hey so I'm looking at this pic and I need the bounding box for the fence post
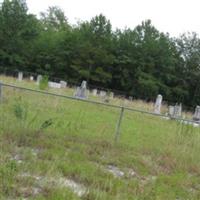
[0,82,2,102]
[115,107,124,142]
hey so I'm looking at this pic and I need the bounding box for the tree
[176,32,200,106]
[40,6,70,31]
[0,0,39,70]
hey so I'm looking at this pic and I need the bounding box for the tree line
[1,0,200,108]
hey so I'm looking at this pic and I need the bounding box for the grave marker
[30,76,34,81]
[74,81,88,99]
[154,94,163,114]
[48,81,61,89]
[109,92,114,99]
[168,104,182,118]
[174,103,182,118]
[193,106,200,121]
[60,81,67,88]
[92,89,97,96]
[168,106,175,117]
[18,72,23,81]
[99,91,107,102]
[129,96,133,101]
[36,75,42,85]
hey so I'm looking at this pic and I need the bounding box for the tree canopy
[1,0,200,108]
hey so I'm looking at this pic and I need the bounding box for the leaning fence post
[0,82,2,102]
[115,107,124,142]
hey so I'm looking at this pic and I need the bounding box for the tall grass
[0,76,200,199]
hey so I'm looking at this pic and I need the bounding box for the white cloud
[27,0,200,37]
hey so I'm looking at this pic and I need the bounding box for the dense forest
[1,0,200,108]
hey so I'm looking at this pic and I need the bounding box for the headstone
[74,80,88,99]
[30,76,34,81]
[60,81,67,88]
[100,91,106,97]
[99,90,107,102]
[92,89,97,96]
[129,96,133,101]
[109,92,114,99]
[48,81,61,89]
[168,106,175,117]
[168,104,182,118]
[174,103,182,118]
[18,72,23,81]
[193,106,200,121]
[154,94,163,114]
[36,75,42,85]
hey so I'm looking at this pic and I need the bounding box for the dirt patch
[18,172,87,197]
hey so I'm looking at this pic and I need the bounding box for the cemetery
[0,74,200,200]
[1,0,200,198]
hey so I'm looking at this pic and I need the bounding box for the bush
[39,75,49,90]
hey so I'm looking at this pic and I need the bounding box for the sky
[26,0,200,37]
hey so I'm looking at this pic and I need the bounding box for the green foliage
[40,118,53,130]
[1,1,200,107]
[39,75,48,90]
[13,97,28,121]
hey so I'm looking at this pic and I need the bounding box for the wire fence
[0,82,198,143]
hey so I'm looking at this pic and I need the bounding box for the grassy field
[0,76,200,200]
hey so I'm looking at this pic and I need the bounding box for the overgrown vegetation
[1,0,200,107]
[0,79,200,199]
[39,75,49,90]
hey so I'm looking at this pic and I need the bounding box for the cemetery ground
[0,76,200,200]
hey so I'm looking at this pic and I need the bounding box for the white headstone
[168,104,182,118]
[100,91,106,97]
[99,91,108,102]
[92,89,97,96]
[30,76,34,81]
[81,81,87,89]
[109,92,114,99]
[174,103,182,118]
[193,106,200,121]
[74,80,88,99]
[154,94,163,114]
[60,81,67,88]
[168,106,175,116]
[48,81,61,89]
[18,72,23,81]
[129,96,133,101]
[36,75,42,85]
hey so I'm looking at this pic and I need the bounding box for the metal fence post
[115,107,124,142]
[0,82,2,102]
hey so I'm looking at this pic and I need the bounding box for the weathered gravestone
[99,91,107,102]
[154,94,163,114]
[168,106,175,117]
[18,72,23,81]
[168,104,182,118]
[48,81,61,89]
[174,103,182,118]
[109,92,114,99]
[30,76,34,81]
[100,91,106,98]
[36,75,42,85]
[129,96,133,101]
[92,89,97,96]
[74,81,88,99]
[193,106,200,122]
[60,81,67,88]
